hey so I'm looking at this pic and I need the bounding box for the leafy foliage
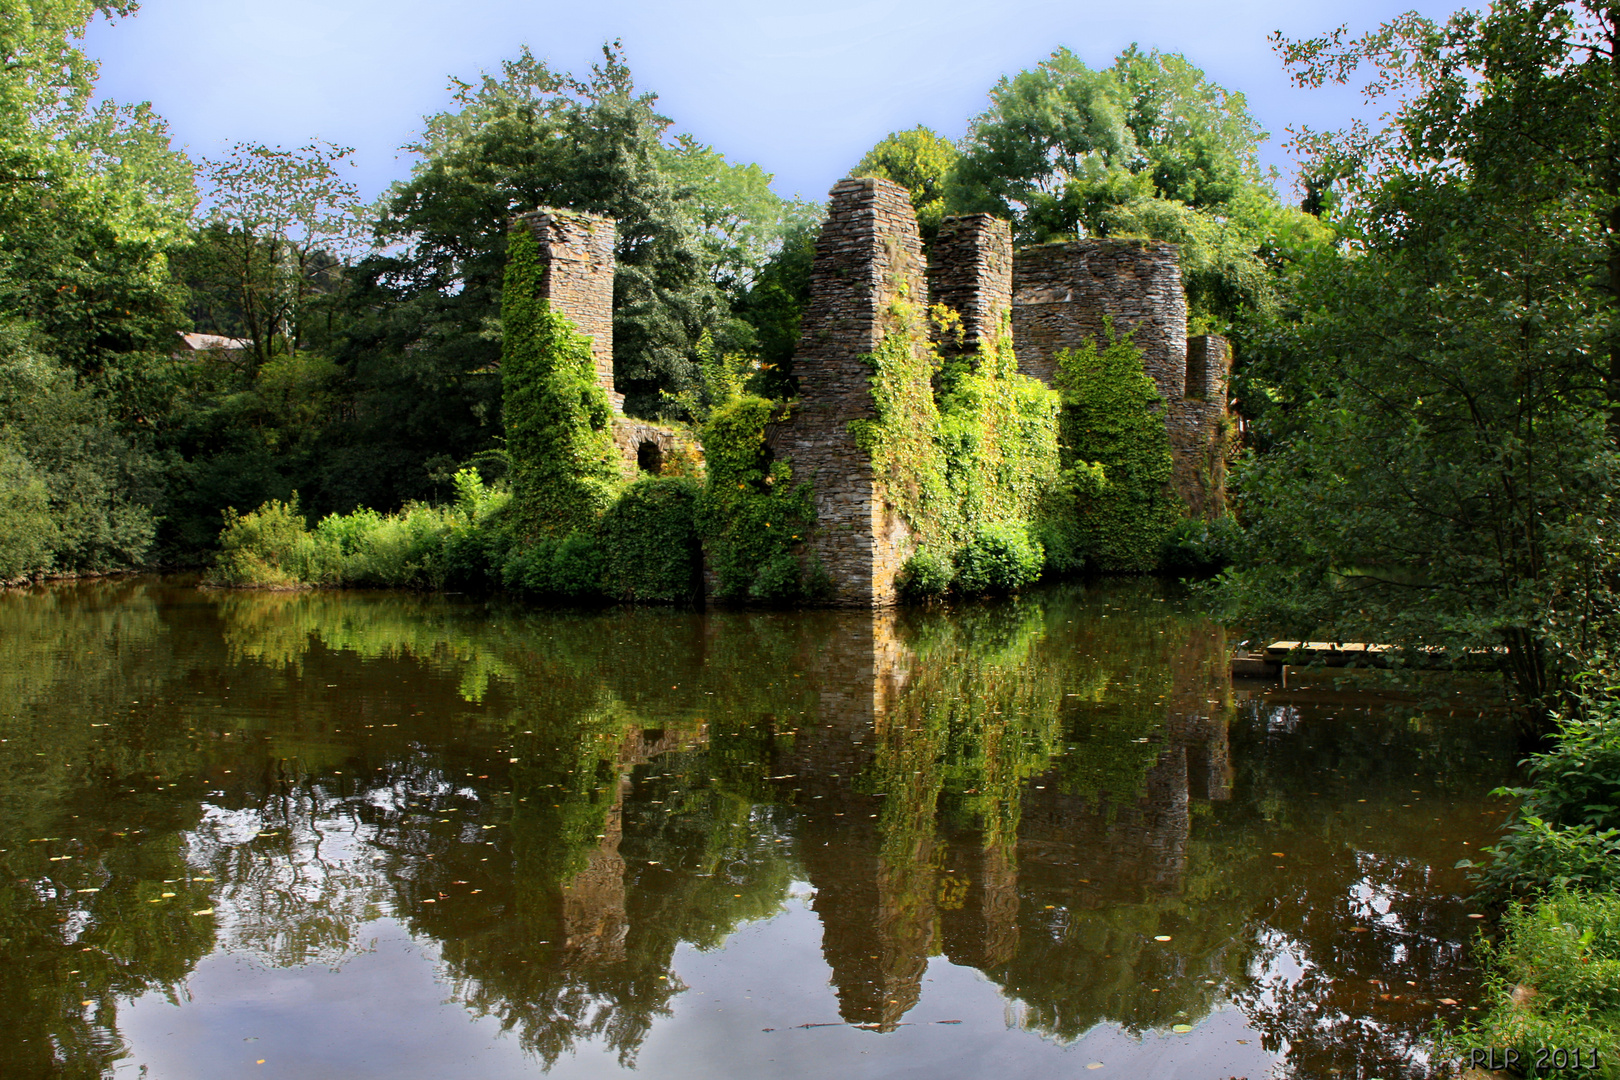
[1221,4,1620,709]
[1476,691,1620,899]
[850,126,959,243]
[1457,890,1620,1078]
[947,45,1321,329]
[694,395,820,603]
[501,226,622,539]
[1053,328,1178,572]
[598,476,703,603]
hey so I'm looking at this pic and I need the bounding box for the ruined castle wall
[769,177,929,607]
[1011,240,1187,399]
[1168,334,1233,518]
[928,214,1013,355]
[513,208,622,413]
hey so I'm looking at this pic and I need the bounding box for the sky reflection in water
[0,578,1517,1079]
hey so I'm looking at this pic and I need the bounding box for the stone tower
[768,177,930,607]
[511,208,621,414]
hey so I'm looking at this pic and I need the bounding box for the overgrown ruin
[513,178,1234,607]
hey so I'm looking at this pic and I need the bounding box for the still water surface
[0,577,1516,1079]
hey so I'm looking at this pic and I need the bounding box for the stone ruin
[513,178,1233,606]
[510,209,699,479]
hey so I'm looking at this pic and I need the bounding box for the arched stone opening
[637,440,663,475]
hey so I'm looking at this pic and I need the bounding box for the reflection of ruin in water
[543,608,1235,1033]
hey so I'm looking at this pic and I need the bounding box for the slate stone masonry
[1011,239,1188,398]
[513,208,621,414]
[1169,334,1233,517]
[927,214,1013,355]
[769,177,930,607]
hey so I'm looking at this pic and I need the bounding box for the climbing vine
[850,300,1065,596]
[695,395,823,602]
[501,226,622,539]
[1054,325,1179,572]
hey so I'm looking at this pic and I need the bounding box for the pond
[0,577,1517,1079]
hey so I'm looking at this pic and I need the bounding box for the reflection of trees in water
[0,577,1527,1078]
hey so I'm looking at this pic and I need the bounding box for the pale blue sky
[85,0,1474,206]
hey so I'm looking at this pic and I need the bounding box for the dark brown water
[0,577,1516,1080]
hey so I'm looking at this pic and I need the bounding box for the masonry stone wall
[513,208,621,414]
[768,177,930,607]
[1012,240,1233,520]
[1011,239,1187,397]
[927,214,1013,355]
[1168,334,1233,518]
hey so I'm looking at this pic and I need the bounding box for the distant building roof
[177,332,253,352]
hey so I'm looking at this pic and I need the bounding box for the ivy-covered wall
[502,226,622,539]
[695,395,822,603]
[851,302,1064,598]
[1053,327,1180,573]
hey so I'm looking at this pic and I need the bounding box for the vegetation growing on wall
[1053,328,1178,573]
[849,301,1070,597]
[694,395,821,602]
[501,226,623,539]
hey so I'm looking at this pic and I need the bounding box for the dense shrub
[696,395,822,603]
[599,476,703,603]
[1456,890,1620,1077]
[1477,697,1620,899]
[1159,515,1242,579]
[899,546,953,600]
[206,497,315,589]
[1054,326,1178,572]
[954,522,1045,596]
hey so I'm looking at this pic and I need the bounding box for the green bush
[1479,696,1620,898]
[501,532,605,601]
[1054,326,1179,572]
[0,434,53,580]
[899,546,953,599]
[599,476,702,603]
[1160,515,1243,579]
[1457,890,1620,1078]
[954,521,1045,595]
[206,497,316,589]
[696,395,822,603]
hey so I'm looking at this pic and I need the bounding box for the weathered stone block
[1011,239,1187,399]
[928,214,1012,355]
[1169,334,1232,518]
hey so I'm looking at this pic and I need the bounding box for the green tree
[0,2,194,575]
[351,43,749,424]
[1219,3,1620,713]
[948,46,1326,329]
[187,141,365,375]
[850,125,958,241]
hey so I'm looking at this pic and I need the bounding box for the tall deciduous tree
[948,45,1325,329]
[850,126,958,241]
[0,1,193,575]
[190,141,366,374]
[1221,3,1620,713]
